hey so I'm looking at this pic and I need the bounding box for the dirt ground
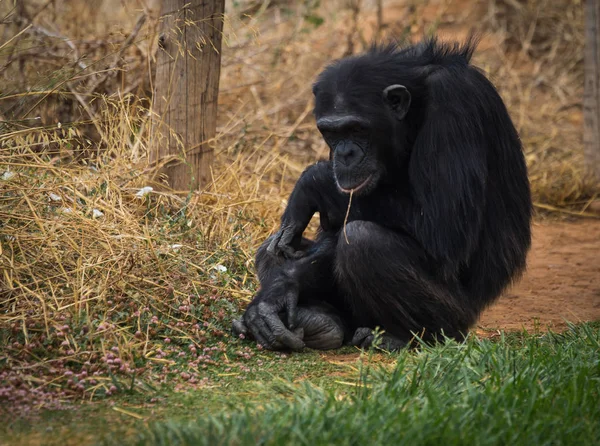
[477,219,600,334]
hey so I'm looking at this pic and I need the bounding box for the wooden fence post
[150,0,225,191]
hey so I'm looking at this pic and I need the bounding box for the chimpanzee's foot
[293,303,345,350]
[350,327,407,351]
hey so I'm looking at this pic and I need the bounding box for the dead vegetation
[0,0,598,413]
[486,0,595,209]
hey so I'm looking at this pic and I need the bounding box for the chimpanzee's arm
[267,161,347,258]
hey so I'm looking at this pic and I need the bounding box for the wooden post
[584,0,600,182]
[150,0,225,191]
[375,0,383,41]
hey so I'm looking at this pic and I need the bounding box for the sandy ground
[477,219,600,333]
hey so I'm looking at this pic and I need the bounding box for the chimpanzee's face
[313,77,411,196]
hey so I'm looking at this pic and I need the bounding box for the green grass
[3,324,600,446]
[132,324,600,446]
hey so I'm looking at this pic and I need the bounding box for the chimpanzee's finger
[246,319,274,349]
[293,327,304,340]
[267,231,283,256]
[290,250,307,259]
[264,313,305,351]
[270,339,284,350]
[279,244,300,259]
[280,226,294,243]
[244,308,275,348]
[280,245,308,260]
[280,225,305,257]
[232,319,248,338]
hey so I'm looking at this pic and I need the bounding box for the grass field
[3,323,599,445]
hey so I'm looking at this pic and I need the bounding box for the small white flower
[1,171,15,181]
[215,264,227,273]
[170,244,183,252]
[92,209,104,218]
[48,192,62,202]
[135,186,153,198]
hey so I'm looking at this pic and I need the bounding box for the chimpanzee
[232,36,532,351]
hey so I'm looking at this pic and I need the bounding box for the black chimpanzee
[232,37,532,351]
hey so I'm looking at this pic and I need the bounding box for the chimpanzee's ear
[312,82,320,96]
[383,84,411,120]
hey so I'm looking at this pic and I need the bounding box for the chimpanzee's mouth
[337,174,373,194]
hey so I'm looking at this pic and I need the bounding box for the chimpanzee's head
[312,51,414,195]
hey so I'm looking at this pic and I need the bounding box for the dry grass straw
[0,0,597,403]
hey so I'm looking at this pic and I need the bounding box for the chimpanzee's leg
[233,232,350,350]
[335,221,477,348]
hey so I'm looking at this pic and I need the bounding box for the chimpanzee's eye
[351,126,368,138]
[320,130,337,142]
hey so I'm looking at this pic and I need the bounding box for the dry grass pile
[0,0,369,415]
[0,0,597,414]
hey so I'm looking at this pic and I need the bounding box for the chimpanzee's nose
[336,142,362,167]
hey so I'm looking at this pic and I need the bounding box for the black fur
[233,37,532,351]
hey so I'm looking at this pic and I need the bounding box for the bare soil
[477,220,600,334]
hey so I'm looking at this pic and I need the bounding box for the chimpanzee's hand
[266,222,306,259]
[234,287,305,351]
[232,318,304,351]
